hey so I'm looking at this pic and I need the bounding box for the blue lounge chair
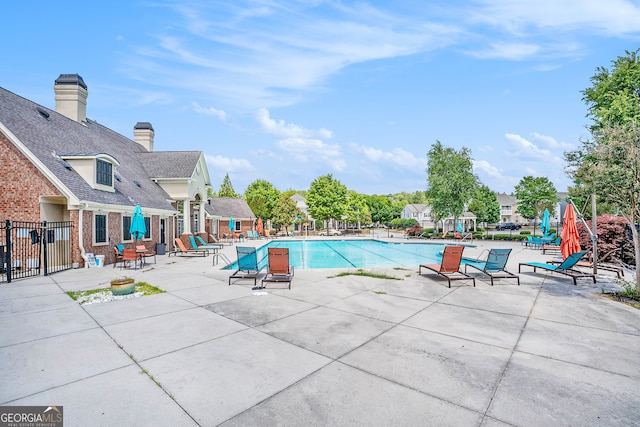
[229,246,265,286]
[195,235,223,251]
[518,250,596,285]
[465,248,519,286]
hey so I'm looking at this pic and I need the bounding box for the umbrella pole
[568,197,598,275]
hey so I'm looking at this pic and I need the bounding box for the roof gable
[0,87,175,211]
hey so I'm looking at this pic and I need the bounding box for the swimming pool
[223,239,476,270]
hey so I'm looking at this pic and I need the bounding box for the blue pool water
[223,239,476,270]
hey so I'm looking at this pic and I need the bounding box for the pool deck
[1,237,639,426]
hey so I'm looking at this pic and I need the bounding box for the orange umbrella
[560,204,581,259]
[257,218,263,236]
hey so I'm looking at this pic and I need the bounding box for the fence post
[5,220,11,283]
[42,221,48,276]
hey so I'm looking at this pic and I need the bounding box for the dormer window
[96,159,113,186]
[58,152,119,193]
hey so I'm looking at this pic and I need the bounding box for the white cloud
[191,102,228,121]
[473,159,503,178]
[469,0,640,36]
[504,133,556,161]
[205,154,253,172]
[256,108,333,139]
[275,137,346,171]
[349,143,423,169]
[530,132,574,150]
[468,42,540,60]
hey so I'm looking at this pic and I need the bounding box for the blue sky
[2,1,639,195]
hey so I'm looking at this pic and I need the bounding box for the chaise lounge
[518,250,596,285]
[419,245,475,288]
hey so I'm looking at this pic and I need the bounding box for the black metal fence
[1,220,74,283]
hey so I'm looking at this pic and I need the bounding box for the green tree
[582,49,640,134]
[514,176,559,233]
[306,174,347,228]
[218,173,238,198]
[425,141,477,231]
[345,191,372,227]
[566,124,640,286]
[468,184,500,231]
[244,179,281,221]
[365,195,395,224]
[271,195,301,231]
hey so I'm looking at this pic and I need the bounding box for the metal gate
[1,220,74,283]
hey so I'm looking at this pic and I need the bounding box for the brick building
[0,74,213,267]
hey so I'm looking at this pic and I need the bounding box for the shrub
[405,224,424,236]
[492,234,526,241]
[472,232,483,239]
[391,218,419,229]
[577,215,633,264]
[476,227,484,232]
[520,230,531,235]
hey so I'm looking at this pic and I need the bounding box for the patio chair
[186,235,217,254]
[430,230,448,240]
[113,244,124,268]
[229,246,265,286]
[195,235,223,251]
[210,233,231,246]
[261,247,294,289]
[546,256,624,279]
[120,248,138,270]
[419,245,475,288]
[518,250,596,286]
[171,238,208,257]
[465,248,519,286]
[136,245,156,265]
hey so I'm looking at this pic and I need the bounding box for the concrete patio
[1,238,639,426]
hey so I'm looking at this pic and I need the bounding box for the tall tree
[514,176,559,233]
[271,195,302,231]
[567,49,640,288]
[582,49,640,134]
[566,125,640,285]
[345,191,372,227]
[468,184,500,231]
[244,179,281,221]
[425,141,477,231]
[218,173,238,198]
[366,195,394,225]
[306,174,347,228]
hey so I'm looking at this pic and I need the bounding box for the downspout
[78,203,89,268]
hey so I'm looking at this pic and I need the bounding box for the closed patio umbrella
[457,220,463,233]
[228,217,235,232]
[130,205,146,242]
[540,209,551,237]
[257,218,263,236]
[560,204,581,260]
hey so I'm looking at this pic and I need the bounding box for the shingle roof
[0,87,175,211]
[208,197,255,218]
[138,151,203,179]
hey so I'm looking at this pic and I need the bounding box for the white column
[183,200,191,234]
[199,202,206,233]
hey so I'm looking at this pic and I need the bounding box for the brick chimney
[133,122,155,151]
[54,74,88,123]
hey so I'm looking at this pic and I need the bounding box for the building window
[235,221,241,232]
[95,214,107,244]
[96,159,112,186]
[122,215,132,241]
[144,217,151,239]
